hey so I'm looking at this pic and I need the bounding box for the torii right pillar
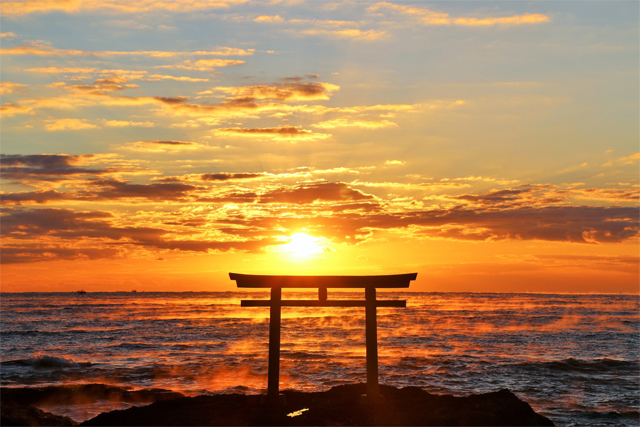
[365,286,379,398]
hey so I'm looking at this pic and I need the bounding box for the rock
[81,383,555,426]
[1,401,77,426]
[1,384,185,407]
[1,384,185,427]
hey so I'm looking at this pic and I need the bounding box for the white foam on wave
[28,353,91,368]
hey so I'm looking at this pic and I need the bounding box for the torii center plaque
[229,273,417,401]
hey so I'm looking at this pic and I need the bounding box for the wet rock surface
[1,401,78,426]
[1,384,185,426]
[80,384,555,426]
[1,383,185,407]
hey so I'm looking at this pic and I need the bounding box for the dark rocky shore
[2,383,555,426]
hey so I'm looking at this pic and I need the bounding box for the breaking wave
[1,353,92,368]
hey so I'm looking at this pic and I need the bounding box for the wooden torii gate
[229,273,417,402]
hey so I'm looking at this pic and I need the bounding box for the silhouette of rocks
[80,384,555,426]
[1,401,78,426]
[1,384,185,426]
[1,383,185,407]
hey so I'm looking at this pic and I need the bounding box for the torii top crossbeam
[229,273,417,402]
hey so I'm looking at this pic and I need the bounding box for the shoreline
[1,383,555,426]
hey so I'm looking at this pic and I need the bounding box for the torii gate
[229,273,417,402]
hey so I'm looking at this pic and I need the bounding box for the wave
[567,409,640,421]
[516,357,638,373]
[1,353,92,368]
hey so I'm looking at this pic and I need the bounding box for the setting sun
[281,233,324,258]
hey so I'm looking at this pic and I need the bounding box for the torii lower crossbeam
[229,273,417,402]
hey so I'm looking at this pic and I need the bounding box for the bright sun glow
[282,232,324,257]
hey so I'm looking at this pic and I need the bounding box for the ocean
[1,291,638,426]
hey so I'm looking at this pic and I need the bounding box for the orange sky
[1,1,638,293]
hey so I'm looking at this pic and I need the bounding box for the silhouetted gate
[229,273,417,402]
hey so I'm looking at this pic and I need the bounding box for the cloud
[201,172,266,181]
[45,118,100,131]
[453,14,551,26]
[117,140,206,152]
[289,19,361,28]
[259,182,374,204]
[1,41,254,57]
[25,66,97,73]
[103,120,155,127]
[568,187,640,203]
[368,2,550,26]
[1,32,16,38]
[143,74,209,82]
[0,154,117,183]
[385,160,405,166]
[214,126,331,141]
[450,185,640,207]
[1,190,67,205]
[0,43,90,56]
[0,82,27,95]
[0,103,34,117]
[0,207,276,264]
[603,153,640,167]
[1,0,248,17]
[254,15,284,23]
[311,118,397,129]
[412,206,638,244]
[295,28,387,41]
[204,82,340,101]
[82,179,198,201]
[1,176,637,263]
[166,59,246,71]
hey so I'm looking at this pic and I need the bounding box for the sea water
[1,292,638,426]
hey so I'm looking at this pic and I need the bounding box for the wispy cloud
[295,28,387,41]
[312,118,397,129]
[164,58,246,71]
[1,0,248,17]
[25,66,97,73]
[0,82,27,95]
[201,81,340,101]
[214,126,331,141]
[45,118,100,131]
[369,2,550,26]
[117,140,207,152]
[1,42,254,57]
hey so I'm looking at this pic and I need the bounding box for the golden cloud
[369,2,550,26]
[143,74,209,82]
[311,118,397,129]
[103,120,155,127]
[289,19,361,28]
[117,140,207,152]
[44,118,100,131]
[454,14,551,26]
[170,59,246,71]
[25,66,97,73]
[0,103,34,117]
[214,126,331,142]
[0,82,27,95]
[254,15,284,23]
[206,82,340,101]
[603,153,640,167]
[297,28,387,41]
[2,42,254,57]
[1,0,248,17]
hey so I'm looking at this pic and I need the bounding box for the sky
[1,0,638,293]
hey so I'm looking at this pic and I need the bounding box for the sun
[281,232,324,257]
